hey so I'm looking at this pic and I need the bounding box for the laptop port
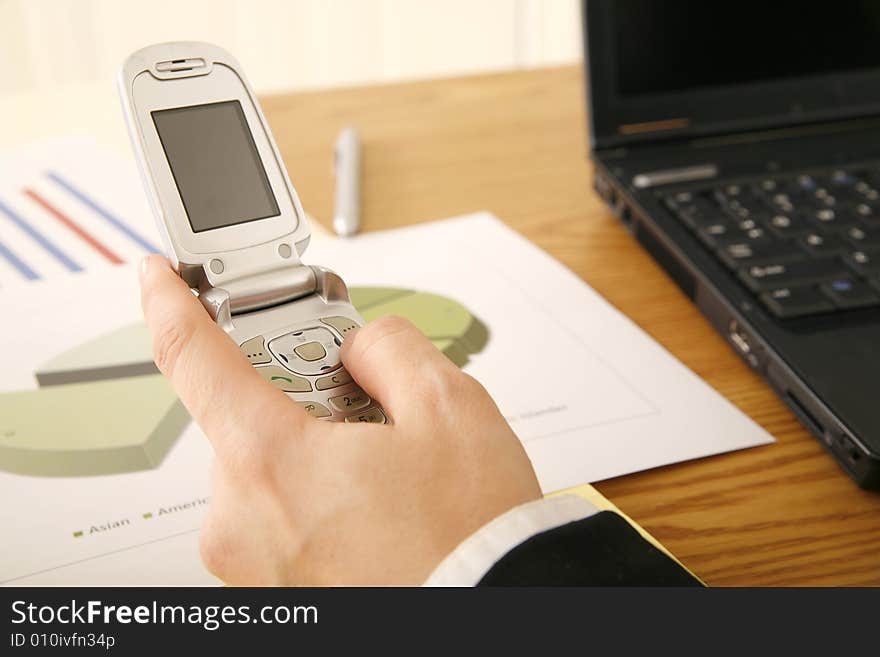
[728,320,761,368]
[613,197,633,228]
[593,173,615,204]
[837,433,863,464]
[729,320,751,355]
[606,188,618,208]
[785,391,825,439]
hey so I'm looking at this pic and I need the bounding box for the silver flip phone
[118,42,385,424]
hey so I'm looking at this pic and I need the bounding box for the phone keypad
[239,336,272,365]
[299,401,332,418]
[320,316,359,337]
[241,317,387,424]
[315,369,353,390]
[255,365,312,392]
[267,327,340,376]
[329,388,371,412]
[344,408,387,424]
[293,341,327,362]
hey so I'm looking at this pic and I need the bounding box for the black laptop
[583,0,880,488]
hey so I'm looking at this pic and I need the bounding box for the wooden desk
[262,66,880,586]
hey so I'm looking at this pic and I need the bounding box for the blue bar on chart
[0,170,160,285]
[0,198,82,273]
[46,171,161,255]
[0,237,40,280]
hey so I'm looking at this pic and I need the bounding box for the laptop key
[859,171,880,192]
[695,220,736,246]
[849,201,879,220]
[829,169,858,187]
[756,178,779,194]
[669,199,725,229]
[663,194,698,213]
[738,257,848,293]
[723,200,762,220]
[819,277,880,309]
[701,223,770,249]
[798,232,849,257]
[767,192,796,213]
[668,194,713,212]
[763,213,811,237]
[681,206,735,228]
[844,225,880,248]
[793,174,818,194]
[807,207,860,230]
[844,248,880,277]
[712,185,740,204]
[806,189,838,209]
[716,191,767,218]
[718,239,806,270]
[759,286,835,318]
[854,182,880,204]
[670,191,694,205]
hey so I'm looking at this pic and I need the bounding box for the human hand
[139,255,542,585]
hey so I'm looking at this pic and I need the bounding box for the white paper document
[0,139,773,585]
[308,215,774,490]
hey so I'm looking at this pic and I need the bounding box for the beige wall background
[0,0,582,97]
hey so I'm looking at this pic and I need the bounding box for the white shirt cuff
[423,494,599,586]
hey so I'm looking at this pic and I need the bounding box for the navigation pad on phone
[267,326,341,376]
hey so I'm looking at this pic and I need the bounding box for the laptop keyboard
[662,167,880,318]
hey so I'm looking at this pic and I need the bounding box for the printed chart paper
[0,139,773,585]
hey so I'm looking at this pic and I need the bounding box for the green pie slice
[36,323,156,385]
[351,287,489,367]
[0,375,187,477]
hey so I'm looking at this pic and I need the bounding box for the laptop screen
[585,0,880,147]
[615,2,880,96]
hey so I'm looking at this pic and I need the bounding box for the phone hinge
[198,265,317,327]
[196,262,353,332]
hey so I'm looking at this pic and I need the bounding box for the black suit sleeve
[477,511,702,586]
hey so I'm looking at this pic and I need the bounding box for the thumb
[340,315,463,419]
[138,255,306,455]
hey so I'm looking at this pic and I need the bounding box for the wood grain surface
[260,66,880,586]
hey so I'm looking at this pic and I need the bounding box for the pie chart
[0,287,488,477]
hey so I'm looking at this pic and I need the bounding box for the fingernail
[338,327,359,354]
[138,256,151,282]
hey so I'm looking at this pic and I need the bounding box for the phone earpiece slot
[156,57,207,73]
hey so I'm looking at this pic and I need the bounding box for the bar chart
[0,137,162,289]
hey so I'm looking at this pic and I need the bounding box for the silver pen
[332,126,361,237]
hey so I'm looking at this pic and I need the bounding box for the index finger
[138,255,307,454]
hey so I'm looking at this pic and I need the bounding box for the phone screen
[152,100,280,233]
